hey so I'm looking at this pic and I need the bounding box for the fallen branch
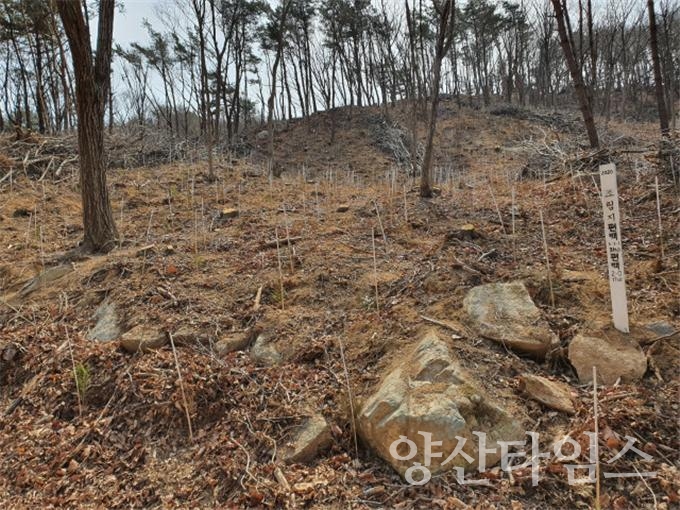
[169,332,194,442]
[0,169,13,185]
[478,249,496,261]
[452,256,484,276]
[262,236,302,249]
[420,315,464,338]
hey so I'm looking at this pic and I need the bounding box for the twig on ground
[633,465,658,509]
[282,203,295,273]
[274,466,290,490]
[371,227,379,313]
[233,438,259,487]
[262,236,302,249]
[275,228,285,311]
[65,326,83,418]
[487,178,507,236]
[169,332,194,442]
[655,176,664,260]
[420,315,464,338]
[338,336,360,464]
[478,249,496,261]
[539,210,555,307]
[373,200,388,250]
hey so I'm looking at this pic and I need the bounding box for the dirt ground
[0,102,678,509]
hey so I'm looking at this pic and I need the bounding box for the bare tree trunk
[9,34,32,130]
[58,0,118,253]
[267,0,292,178]
[33,32,48,133]
[48,3,73,130]
[551,0,599,148]
[647,0,670,136]
[586,0,597,92]
[405,0,421,177]
[421,0,455,198]
[660,7,676,131]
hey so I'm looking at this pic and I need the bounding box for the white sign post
[599,163,629,333]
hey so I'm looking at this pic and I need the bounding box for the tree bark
[551,0,599,148]
[57,0,118,253]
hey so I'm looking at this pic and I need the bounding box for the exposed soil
[1,102,678,509]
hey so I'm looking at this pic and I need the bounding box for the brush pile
[0,127,209,183]
[366,114,423,172]
[489,103,583,134]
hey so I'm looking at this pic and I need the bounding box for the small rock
[281,414,332,463]
[518,374,575,414]
[220,208,239,219]
[568,333,647,384]
[644,321,677,339]
[464,281,558,359]
[1,343,18,364]
[120,326,168,353]
[336,205,350,212]
[171,326,197,346]
[215,332,251,355]
[256,130,269,141]
[88,299,122,342]
[67,459,80,473]
[448,223,478,241]
[250,333,282,365]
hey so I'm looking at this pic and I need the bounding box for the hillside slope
[0,103,678,509]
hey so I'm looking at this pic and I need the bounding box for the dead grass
[0,103,678,508]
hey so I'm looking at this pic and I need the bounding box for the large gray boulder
[358,331,523,478]
[463,281,558,359]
